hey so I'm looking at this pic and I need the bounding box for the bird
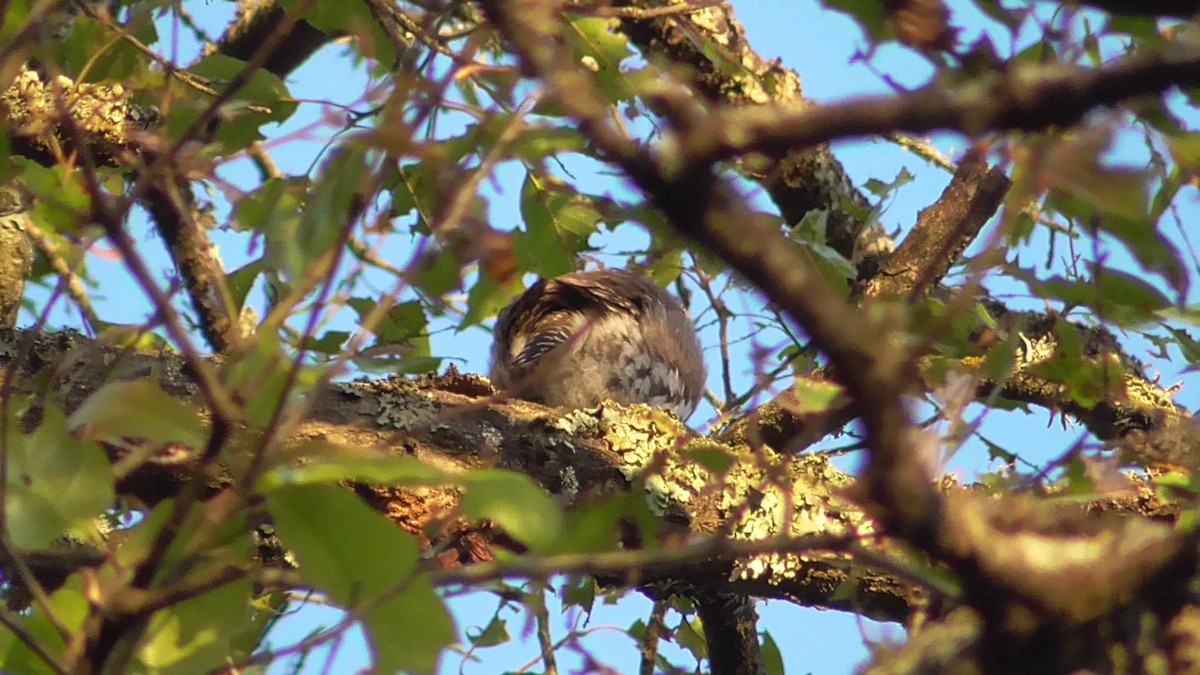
[489,269,706,420]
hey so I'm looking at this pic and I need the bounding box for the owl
[490,269,706,420]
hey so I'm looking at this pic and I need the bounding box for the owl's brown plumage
[490,269,706,420]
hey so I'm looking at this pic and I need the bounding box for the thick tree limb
[860,153,1010,300]
[210,0,333,77]
[0,329,914,622]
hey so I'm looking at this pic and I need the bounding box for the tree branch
[683,48,1200,165]
[0,329,915,621]
[860,153,1010,299]
[475,4,1200,670]
[614,0,877,262]
[1070,0,1200,17]
[211,0,333,77]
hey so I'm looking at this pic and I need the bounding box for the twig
[532,587,559,675]
[638,600,668,675]
[22,220,100,333]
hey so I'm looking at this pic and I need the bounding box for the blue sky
[20,1,1200,673]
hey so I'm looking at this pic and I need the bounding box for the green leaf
[647,250,685,287]
[17,160,91,235]
[1042,130,1153,225]
[260,442,446,490]
[345,298,439,373]
[268,485,452,674]
[69,380,205,448]
[7,405,115,549]
[981,333,1020,385]
[784,379,845,414]
[229,591,291,659]
[1025,324,1126,409]
[463,276,516,328]
[348,298,428,346]
[568,18,634,102]
[1107,15,1162,43]
[266,148,368,284]
[467,616,511,648]
[1166,133,1200,174]
[687,444,735,476]
[979,435,1018,465]
[411,246,465,298]
[1163,327,1200,369]
[1034,267,1171,327]
[93,323,172,351]
[678,616,708,660]
[222,334,305,429]
[789,208,830,244]
[301,329,351,355]
[0,582,88,673]
[510,126,587,163]
[546,494,630,555]
[226,258,265,311]
[799,241,853,299]
[0,0,33,49]
[138,577,255,673]
[171,56,295,150]
[234,178,305,237]
[461,470,563,551]
[517,172,600,277]
[188,55,296,121]
[786,210,855,296]
[365,578,455,674]
[822,0,891,43]
[63,16,155,81]
[863,167,915,198]
[761,631,785,675]
[560,577,597,615]
[389,163,439,222]
[1012,38,1057,66]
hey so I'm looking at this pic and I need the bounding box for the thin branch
[22,220,100,333]
[532,587,559,675]
[638,600,668,675]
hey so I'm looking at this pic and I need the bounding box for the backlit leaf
[69,380,205,448]
[7,405,115,549]
[461,470,563,551]
[269,485,452,674]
